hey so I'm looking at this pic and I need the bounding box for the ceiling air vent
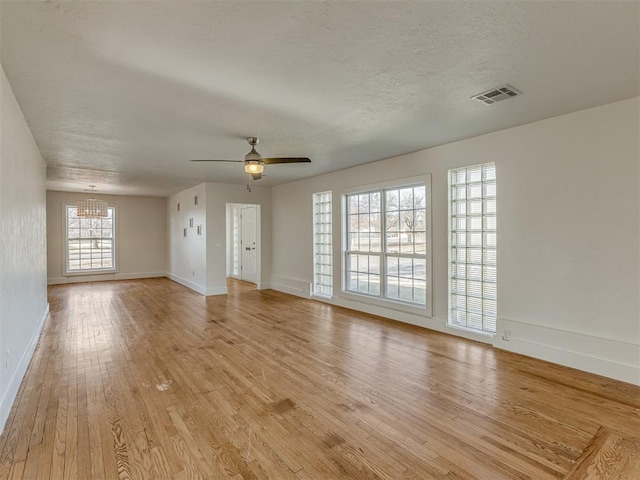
[472,84,522,105]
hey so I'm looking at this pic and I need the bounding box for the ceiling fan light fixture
[189,137,310,181]
[244,147,261,162]
[244,160,264,174]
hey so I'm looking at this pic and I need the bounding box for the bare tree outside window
[346,184,428,306]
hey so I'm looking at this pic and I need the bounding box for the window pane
[358,194,369,213]
[387,256,399,276]
[467,265,482,281]
[468,200,482,215]
[399,280,413,302]
[452,279,465,295]
[483,164,496,181]
[369,255,380,275]
[369,275,381,296]
[468,248,482,264]
[370,192,381,213]
[414,258,426,280]
[453,247,466,263]
[468,166,482,182]
[348,232,359,251]
[484,216,497,231]
[347,270,357,291]
[370,213,381,233]
[370,232,381,253]
[387,276,399,299]
[414,231,426,254]
[348,195,358,215]
[360,214,370,232]
[386,212,399,232]
[398,257,413,278]
[483,266,497,282]
[357,273,369,294]
[469,216,482,231]
[399,188,413,210]
[413,280,427,304]
[468,183,482,199]
[413,186,426,209]
[484,181,496,198]
[385,190,399,211]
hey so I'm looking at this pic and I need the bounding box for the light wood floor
[0,278,639,479]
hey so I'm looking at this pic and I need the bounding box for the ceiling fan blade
[262,157,311,165]
[189,159,243,163]
[251,172,263,181]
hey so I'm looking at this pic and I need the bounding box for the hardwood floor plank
[1,278,639,479]
[563,427,640,480]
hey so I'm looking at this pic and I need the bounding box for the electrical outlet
[4,349,9,369]
[502,329,511,341]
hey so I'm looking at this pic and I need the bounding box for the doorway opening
[226,203,260,288]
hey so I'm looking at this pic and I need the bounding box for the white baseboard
[205,286,228,296]
[167,274,228,297]
[256,282,271,290]
[48,271,166,285]
[270,275,311,298]
[166,273,206,295]
[494,318,640,386]
[0,303,49,435]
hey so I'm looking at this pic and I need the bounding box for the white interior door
[240,206,257,283]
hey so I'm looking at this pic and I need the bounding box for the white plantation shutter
[449,163,497,334]
[313,192,333,297]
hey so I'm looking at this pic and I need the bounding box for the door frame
[226,203,261,286]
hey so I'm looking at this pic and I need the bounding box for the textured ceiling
[1,1,638,196]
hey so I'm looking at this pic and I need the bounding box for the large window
[313,191,333,297]
[448,163,497,334]
[65,205,116,273]
[345,182,429,307]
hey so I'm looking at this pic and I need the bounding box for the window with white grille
[313,191,333,297]
[448,163,497,333]
[345,182,429,307]
[65,205,116,273]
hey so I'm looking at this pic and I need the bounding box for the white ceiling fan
[190,137,311,180]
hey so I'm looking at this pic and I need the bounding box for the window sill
[447,323,495,338]
[340,290,431,318]
[64,268,118,277]
[311,293,333,301]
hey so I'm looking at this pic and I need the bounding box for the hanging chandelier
[77,185,108,218]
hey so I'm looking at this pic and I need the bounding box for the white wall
[46,191,167,284]
[0,65,48,433]
[166,182,272,295]
[167,183,207,294]
[271,97,640,385]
